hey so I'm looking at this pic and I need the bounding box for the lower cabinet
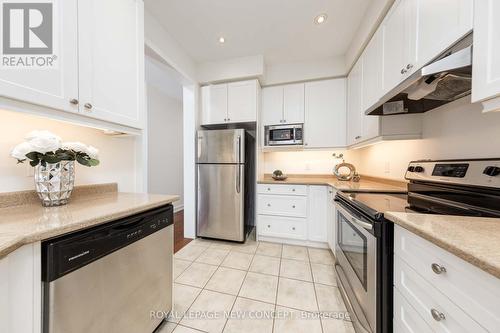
[0,243,41,333]
[394,225,500,332]
[257,184,333,248]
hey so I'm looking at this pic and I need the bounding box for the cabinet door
[0,0,79,113]
[201,84,228,125]
[227,80,257,123]
[283,83,305,124]
[362,29,384,112]
[261,86,284,126]
[472,0,500,104]
[326,188,336,253]
[304,79,346,148]
[308,186,328,243]
[347,59,363,145]
[78,0,145,129]
[382,0,413,93]
[414,0,472,69]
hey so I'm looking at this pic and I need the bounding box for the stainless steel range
[334,158,500,333]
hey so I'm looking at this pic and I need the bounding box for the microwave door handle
[236,135,241,194]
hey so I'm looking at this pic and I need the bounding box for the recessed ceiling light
[218,37,225,44]
[315,14,327,24]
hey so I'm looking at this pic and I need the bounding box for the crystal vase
[34,161,75,207]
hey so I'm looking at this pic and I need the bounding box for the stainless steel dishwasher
[42,205,174,333]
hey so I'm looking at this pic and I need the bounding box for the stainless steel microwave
[264,124,303,146]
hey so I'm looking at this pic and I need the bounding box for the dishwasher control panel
[42,204,173,282]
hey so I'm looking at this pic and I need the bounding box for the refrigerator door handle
[236,135,241,193]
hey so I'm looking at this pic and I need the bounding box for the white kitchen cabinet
[394,225,500,332]
[326,187,336,254]
[304,79,346,148]
[347,58,363,146]
[0,0,79,114]
[227,80,258,123]
[382,0,414,93]
[307,186,328,243]
[0,243,41,333]
[201,84,228,125]
[414,0,472,70]
[472,0,500,111]
[261,83,304,126]
[201,79,259,125]
[78,0,145,128]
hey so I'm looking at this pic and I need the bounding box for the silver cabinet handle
[267,188,271,191]
[292,205,296,208]
[401,68,407,74]
[69,98,79,105]
[84,103,93,110]
[431,309,445,322]
[267,203,271,207]
[292,188,296,192]
[224,118,227,121]
[406,63,413,70]
[267,224,271,228]
[292,227,296,230]
[227,118,231,121]
[355,136,361,140]
[431,263,446,274]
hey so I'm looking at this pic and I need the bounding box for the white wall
[147,85,184,210]
[354,98,500,180]
[263,150,359,175]
[263,56,346,86]
[0,109,138,193]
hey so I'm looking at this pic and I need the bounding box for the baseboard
[256,235,329,249]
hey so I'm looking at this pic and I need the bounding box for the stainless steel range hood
[366,33,473,116]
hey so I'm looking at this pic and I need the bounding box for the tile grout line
[308,247,325,333]
[271,243,284,333]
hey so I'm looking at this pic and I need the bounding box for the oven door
[335,202,377,333]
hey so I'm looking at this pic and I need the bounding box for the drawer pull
[292,205,296,208]
[431,263,446,274]
[292,188,296,192]
[267,188,271,191]
[430,309,446,322]
[267,203,271,207]
[292,227,296,230]
[267,225,271,228]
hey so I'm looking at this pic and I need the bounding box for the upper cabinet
[0,0,145,129]
[0,0,79,114]
[78,0,145,129]
[413,0,472,69]
[382,0,414,93]
[472,0,500,112]
[381,0,472,94]
[201,79,259,125]
[347,59,363,146]
[262,83,305,126]
[304,79,346,148]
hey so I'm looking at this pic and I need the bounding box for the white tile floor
[158,239,354,333]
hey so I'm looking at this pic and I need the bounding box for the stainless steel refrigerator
[196,129,255,242]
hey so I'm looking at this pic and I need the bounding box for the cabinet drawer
[257,184,307,196]
[258,195,307,217]
[394,288,433,333]
[395,225,500,330]
[394,255,487,332]
[258,215,307,240]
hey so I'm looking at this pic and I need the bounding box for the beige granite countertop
[386,212,500,279]
[258,174,407,193]
[0,185,178,259]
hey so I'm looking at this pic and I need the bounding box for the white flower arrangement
[11,130,100,167]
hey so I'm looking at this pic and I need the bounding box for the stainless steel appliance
[42,205,174,333]
[335,158,500,333]
[197,129,255,242]
[366,33,472,116]
[264,123,303,146]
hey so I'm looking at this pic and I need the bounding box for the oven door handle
[335,203,373,231]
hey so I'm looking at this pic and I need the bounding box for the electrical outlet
[26,163,34,177]
[384,161,390,174]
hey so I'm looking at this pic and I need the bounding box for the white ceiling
[144,0,372,65]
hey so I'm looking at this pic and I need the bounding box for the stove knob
[414,166,425,173]
[483,166,500,177]
[407,166,415,172]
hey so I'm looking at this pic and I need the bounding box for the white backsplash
[263,150,360,175]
